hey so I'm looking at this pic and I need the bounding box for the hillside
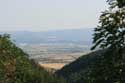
[0,34,66,83]
[56,50,105,83]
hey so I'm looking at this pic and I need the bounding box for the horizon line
[0,27,94,32]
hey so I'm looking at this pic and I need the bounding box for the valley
[19,43,91,70]
[2,28,93,70]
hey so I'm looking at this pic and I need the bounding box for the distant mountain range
[0,28,94,45]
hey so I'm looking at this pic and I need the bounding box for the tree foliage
[88,0,125,82]
[0,34,66,83]
[107,0,125,8]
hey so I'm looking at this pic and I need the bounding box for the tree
[108,0,125,8]
[87,0,125,82]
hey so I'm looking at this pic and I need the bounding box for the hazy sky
[0,0,108,31]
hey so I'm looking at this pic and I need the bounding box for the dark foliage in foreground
[88,0,125,82]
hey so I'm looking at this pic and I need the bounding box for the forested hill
[0,34,66,83]
[56,50,105,83]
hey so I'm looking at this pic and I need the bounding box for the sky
[0,0,108,31]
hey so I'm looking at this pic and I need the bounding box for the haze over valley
[1,28,93,69]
